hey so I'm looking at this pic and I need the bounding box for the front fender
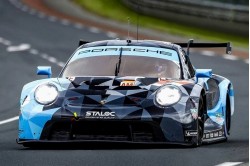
[206,74,234,126]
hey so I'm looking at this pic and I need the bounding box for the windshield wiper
[115,47,123,76]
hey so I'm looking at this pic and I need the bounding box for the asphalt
[0,0,248,166]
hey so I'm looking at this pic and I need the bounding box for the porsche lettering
[78,48,172,56]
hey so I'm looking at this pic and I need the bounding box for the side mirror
[37,66,52,78]
[195,69,212,83]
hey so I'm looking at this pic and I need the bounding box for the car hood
[56,76,194,107]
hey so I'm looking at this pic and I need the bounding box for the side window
[179,49,191,79]
[180,49,195,78]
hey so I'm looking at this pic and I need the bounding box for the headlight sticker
[155,85,182,106]
[34,83,58,105]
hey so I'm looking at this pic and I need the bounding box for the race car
[17,39,234,147]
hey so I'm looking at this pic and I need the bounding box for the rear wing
[175,39,232,55]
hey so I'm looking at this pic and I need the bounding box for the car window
[62,46,181,79]
[179,49,195,78]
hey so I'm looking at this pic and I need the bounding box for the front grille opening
[43,121,165,143]
[49,122,71,141]
[73,122,130,141]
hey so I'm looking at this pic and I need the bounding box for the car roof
[79,40,182,51]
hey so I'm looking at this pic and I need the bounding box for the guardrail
[122,0,248,36]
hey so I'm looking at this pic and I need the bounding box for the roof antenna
[187,39,194,56]
[127,17,130,40]
[126,17,131,44]
[136,0,139,41]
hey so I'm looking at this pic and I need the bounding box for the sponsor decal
[215,117,224,124]
[67,77,75,82]
[190,108,198,120]
[203,129,224,139]
[185,130,197,137]
[78,48,173,56]
[120,80,135,86]
[158,77,168,81]
[85,111,116,119]
[157,78,192,85]
[215,113,224,124]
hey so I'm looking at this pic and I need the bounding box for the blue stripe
[229,89,234,96]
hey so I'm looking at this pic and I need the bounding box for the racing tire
[192,95,205,147]
[225,93,231,135]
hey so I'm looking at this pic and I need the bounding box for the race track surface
[0,0,248,166]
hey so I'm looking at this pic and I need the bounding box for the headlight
[34,83,58,105]
[155,85,181,106]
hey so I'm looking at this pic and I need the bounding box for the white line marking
[215,162,243,166]
[74,23,84,29]
[0,36,65,67]
[48,56,57,63]
[89,27,100,33]
[48,16,57,22]
[7,44,31,52]
[0,116,19,125]
[21,6,28,12]
[2,40,12,46]
[8,0,15,3]
[57,62,65,67]
[223,54,239,61]
[38,12,46,18]
[11,1,21,8]
[29,9,37,15]
[106,32,118,38]
[40,53,49,59]
[201,50,216,56]
[61,19,70,25]
[29,49,39,55]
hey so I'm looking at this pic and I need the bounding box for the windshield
[62,46,180,79]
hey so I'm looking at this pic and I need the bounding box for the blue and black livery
[17,39,234,147]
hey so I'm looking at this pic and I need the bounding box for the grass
[74,0,248,48]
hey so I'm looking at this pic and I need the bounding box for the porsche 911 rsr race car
[17,39,234,147]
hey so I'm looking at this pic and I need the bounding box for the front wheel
[225,94,231,135]
[192,96,205,147]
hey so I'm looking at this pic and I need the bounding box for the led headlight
[34,83,58,105]
[155,85,181,106]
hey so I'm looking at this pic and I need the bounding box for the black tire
[193,96,205,147]
[226,94,231,135]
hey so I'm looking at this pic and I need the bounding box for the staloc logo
[85,111,116,119]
